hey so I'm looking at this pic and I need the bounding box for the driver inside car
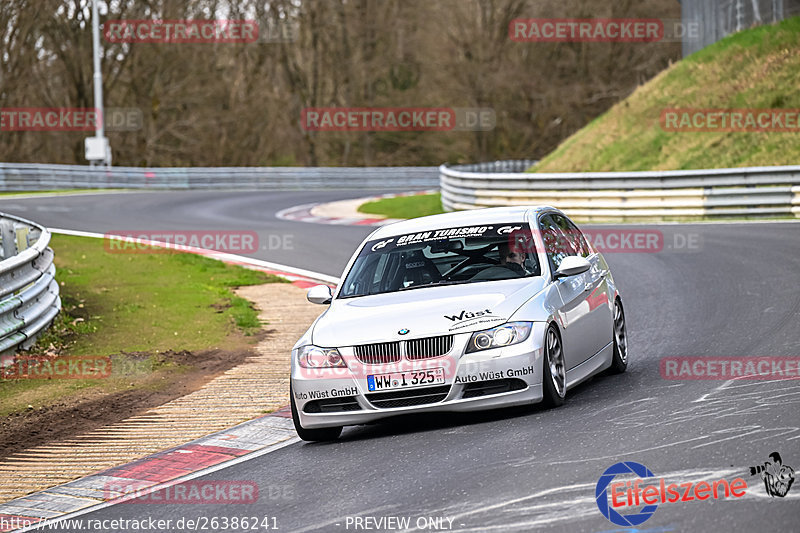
[498,242,527,275]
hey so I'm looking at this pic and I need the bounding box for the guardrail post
[1,219,16,260]
[16,226,30,252]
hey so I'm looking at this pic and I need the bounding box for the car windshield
[338,222,540,298]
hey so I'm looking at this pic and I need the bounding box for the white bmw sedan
[290,206,628,441]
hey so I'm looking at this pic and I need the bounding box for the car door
[553,214,613,360]
[539,214,601,369]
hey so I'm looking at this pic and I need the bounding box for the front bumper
[291,323,547,429]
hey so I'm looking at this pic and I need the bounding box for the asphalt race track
[0,190,379,277]
[1,191,798,532]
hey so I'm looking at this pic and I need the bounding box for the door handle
[584,283,593,292]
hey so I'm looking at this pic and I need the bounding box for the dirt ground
[0,340,259,460]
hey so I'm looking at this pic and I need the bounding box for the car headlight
[466,322,533,353]
[297,345,346,368]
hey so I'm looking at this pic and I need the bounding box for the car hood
[312,277,547,347]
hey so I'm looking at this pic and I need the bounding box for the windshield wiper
[397,278,483,291]
[437,279,485,286]
[396,283,436,292]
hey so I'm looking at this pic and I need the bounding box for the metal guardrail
[0,163,439,191]
[442,160,538,173]
[440,161,800,220]
[0,213,61,356]
[3,160,799,220]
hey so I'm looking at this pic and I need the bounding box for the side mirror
[554,256,591,279]
[307,285,333,305]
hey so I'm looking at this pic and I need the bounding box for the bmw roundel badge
[398,328,410,335]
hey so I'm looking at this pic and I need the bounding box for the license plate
[367,368,445,392]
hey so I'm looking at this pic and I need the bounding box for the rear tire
[609,298,628,374]
[290,385,343,442]
[542,325,566,407]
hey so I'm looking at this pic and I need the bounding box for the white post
[735,0,744,32]
[86,0,111,167]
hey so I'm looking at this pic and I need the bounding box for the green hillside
[532,17,800,172]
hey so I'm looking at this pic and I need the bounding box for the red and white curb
[0,412,297,532]
[275,190,435,226]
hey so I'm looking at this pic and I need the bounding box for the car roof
[370,205,560,239]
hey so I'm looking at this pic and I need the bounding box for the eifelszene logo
[749,452,795,497]
[595,461,747,527]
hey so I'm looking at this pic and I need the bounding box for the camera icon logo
[749,452,795,498]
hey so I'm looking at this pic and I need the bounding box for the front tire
[290,385,343,442]
[609,298,628,374]
[542,325,566,407]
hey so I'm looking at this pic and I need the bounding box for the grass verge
[532,17,800,172]
[358,193,445,219]
[0,234,286,418]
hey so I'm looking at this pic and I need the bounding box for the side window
[372,254,388,288]
[539,214,575,271]
[508,224,541,276]
[552,214,591,258]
